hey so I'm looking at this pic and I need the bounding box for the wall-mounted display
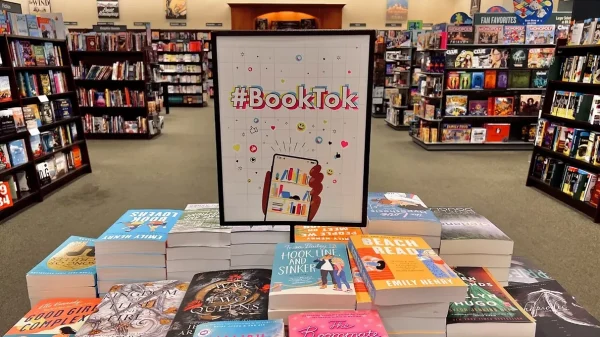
[28,0,50,13]
[97,0,119,19]
[386,0,408,22]
[166,0,186,19]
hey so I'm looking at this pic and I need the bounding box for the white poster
[214,31,374,225]
[29,0,51,13]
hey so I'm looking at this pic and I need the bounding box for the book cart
[68,28,162,140]
[0,34,92,221]
[151,29,211,107]
[526,42,600,223]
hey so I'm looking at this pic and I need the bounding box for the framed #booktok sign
[213,30,375,226]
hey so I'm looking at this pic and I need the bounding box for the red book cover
[590,181,600,207]
[487,97,495,115]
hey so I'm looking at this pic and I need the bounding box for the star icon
[337,56,341,60]
[241,52,245,56]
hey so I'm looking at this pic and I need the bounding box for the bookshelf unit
[526,42,600,222]
[412,43,554,151]
[371,31,385,118]
[383,30,415,131]
[0,34,92,221]
[67,29,162,139]
[151,30,211,107]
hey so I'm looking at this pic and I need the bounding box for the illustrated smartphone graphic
[265,154,318,222]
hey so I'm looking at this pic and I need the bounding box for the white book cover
[169,207,230,234]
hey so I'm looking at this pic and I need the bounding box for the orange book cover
[349,254,372,309]
[72,145,82,168]
[294,226,362,243]
[348,235,466,298]
[5,298,100,336]
[484,70,497,89]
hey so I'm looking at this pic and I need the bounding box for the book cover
[39,102,53,124]
[509,70,531,88]
[459,72,471,89]
[494,97,514,116]
[0,109,15,133]
[271,243,354,298]
[288,311,387,337]
[14,14,29,36]
[5,298,101,336]
[446,72,460,89]
[475,25,503,44]
[41,131,53,153]
[0,76,11,102]
[76,280,189,337]
[36,161,51,186]
[469,100,488,116]
[97,209,183,244]
[25,14,41,37]
[43,42,56,66]
[169,206,231,234]
[30,134,42,157]
[504,25,525,44]
[532,71,548,88]
[445,95,468,116]
[367,192,438,222]
[348,235,466,302]
[8,139,28,165]
[294,226,362,243]
[430,207,512,242]
[12,107,25,131]
[72,145,82,168]
[348,255,372,308]
[448,267,535,324]
[27,236,96,277]
[20,41,35,66]
[526,24,556,44]
[447,25,474,44]
[509,48,528,68]
[54,99,73,119]
[471,72,484,89]
[37,17,55,39]
[497,71,508,89]
[33,45,46,66]
[519,94,542,115]
[484,70,497,89]
[528,48,555,68]
[167,269,271,337]
[40,74,51,95]
[194,320,284,337]
[55,152,67,177]
[0,143,10,170]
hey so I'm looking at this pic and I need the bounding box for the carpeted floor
[1,106,599,332]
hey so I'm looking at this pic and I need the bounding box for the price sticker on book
[38,95,49,103]
[0,181,13,210]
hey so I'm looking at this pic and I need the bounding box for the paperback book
[193,320,284,337]
[366,192,441,236]
[288,311,388,337]
[294,226,362,243]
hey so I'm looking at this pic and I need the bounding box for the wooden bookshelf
[67,29,163,139]
[0,34,92,222]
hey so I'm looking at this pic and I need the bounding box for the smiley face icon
[297,122,306,132]
[327,169,334,176]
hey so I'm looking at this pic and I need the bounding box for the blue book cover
[27,236,96,277]
[367,192,439,222]
[8,139,28,166]
[97,209,183,243]
[270,242,355,309]
[194,320,284,337]
[25,14,40,37]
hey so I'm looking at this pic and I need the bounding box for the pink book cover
[288,311,388,337]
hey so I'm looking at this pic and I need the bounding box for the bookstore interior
[3,0,600,337]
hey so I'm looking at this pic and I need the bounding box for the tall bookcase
[371,31,386,118]
[0,34,91,221]
[67,29,162,139]
[151,30,211,107]
[526,42,600,222]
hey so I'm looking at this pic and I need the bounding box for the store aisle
[1,109,600,331]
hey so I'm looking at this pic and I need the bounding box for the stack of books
[192,320,285,337]
[349,235,468,337]
[446,267,536,337]
[364,192,442,253]
[230,225,290,269]
[95,209,182,296]
[268,242,356,324]
[294,225,363,243]
[166,204,231,281]
[431,207,514,286]
[26,236,97,307]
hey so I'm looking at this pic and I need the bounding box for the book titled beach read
[366,192,441,236]
[27,236,96,288]
[348,235,467,306]
[193,320,284,337]
[96,209,183,254]
[270,243,355,310]
[288,311,388,337]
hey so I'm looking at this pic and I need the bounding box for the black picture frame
[212,30,376,228]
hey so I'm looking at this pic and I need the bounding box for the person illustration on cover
[147,220,167,231]
[122,221,143,232]
[331,257,352,292]
[489,49,505,68]
[314,253,336,289]
[361,255,386,272]
[419,250,457,278]
[53,326,76,337]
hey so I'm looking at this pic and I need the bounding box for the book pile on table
[268,242,356,324]
[230,225,290,269]
[26,236,97,307]
[166,204,231,281]
[431,207,514,286]
[288,311,389,337]
[446,267,536,337]
[95,209,182,296]
[349,235,468,337]
[364,192,441,253]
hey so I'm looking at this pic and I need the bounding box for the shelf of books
[67,29,162,139]
[151,30,211,107]
[526,21,600,222]
[371,32,386,118]
[0,13,93,221]
[411,22,558,151]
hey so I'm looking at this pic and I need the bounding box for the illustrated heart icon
[233,144,241,152]
[323,120,328,124]
[281,79,285,83]
[270,125,276,130]
[341,141,349,148]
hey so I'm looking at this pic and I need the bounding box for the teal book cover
[194,320,285,337]
[25,14,40,37]
[97,209,183,243]
[367,192,439,222]
[27,236,96,276]
[270,242,355,296]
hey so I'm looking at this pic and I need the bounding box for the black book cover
[506,257,600,337]
[167,269,271,337]
[510,48,528,68]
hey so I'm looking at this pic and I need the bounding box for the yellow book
[348,235,467,306]
[348,253,373,310]
[294,226,362,244]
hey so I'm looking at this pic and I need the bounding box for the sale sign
[213,31,375,226]
[0,181,13,210]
